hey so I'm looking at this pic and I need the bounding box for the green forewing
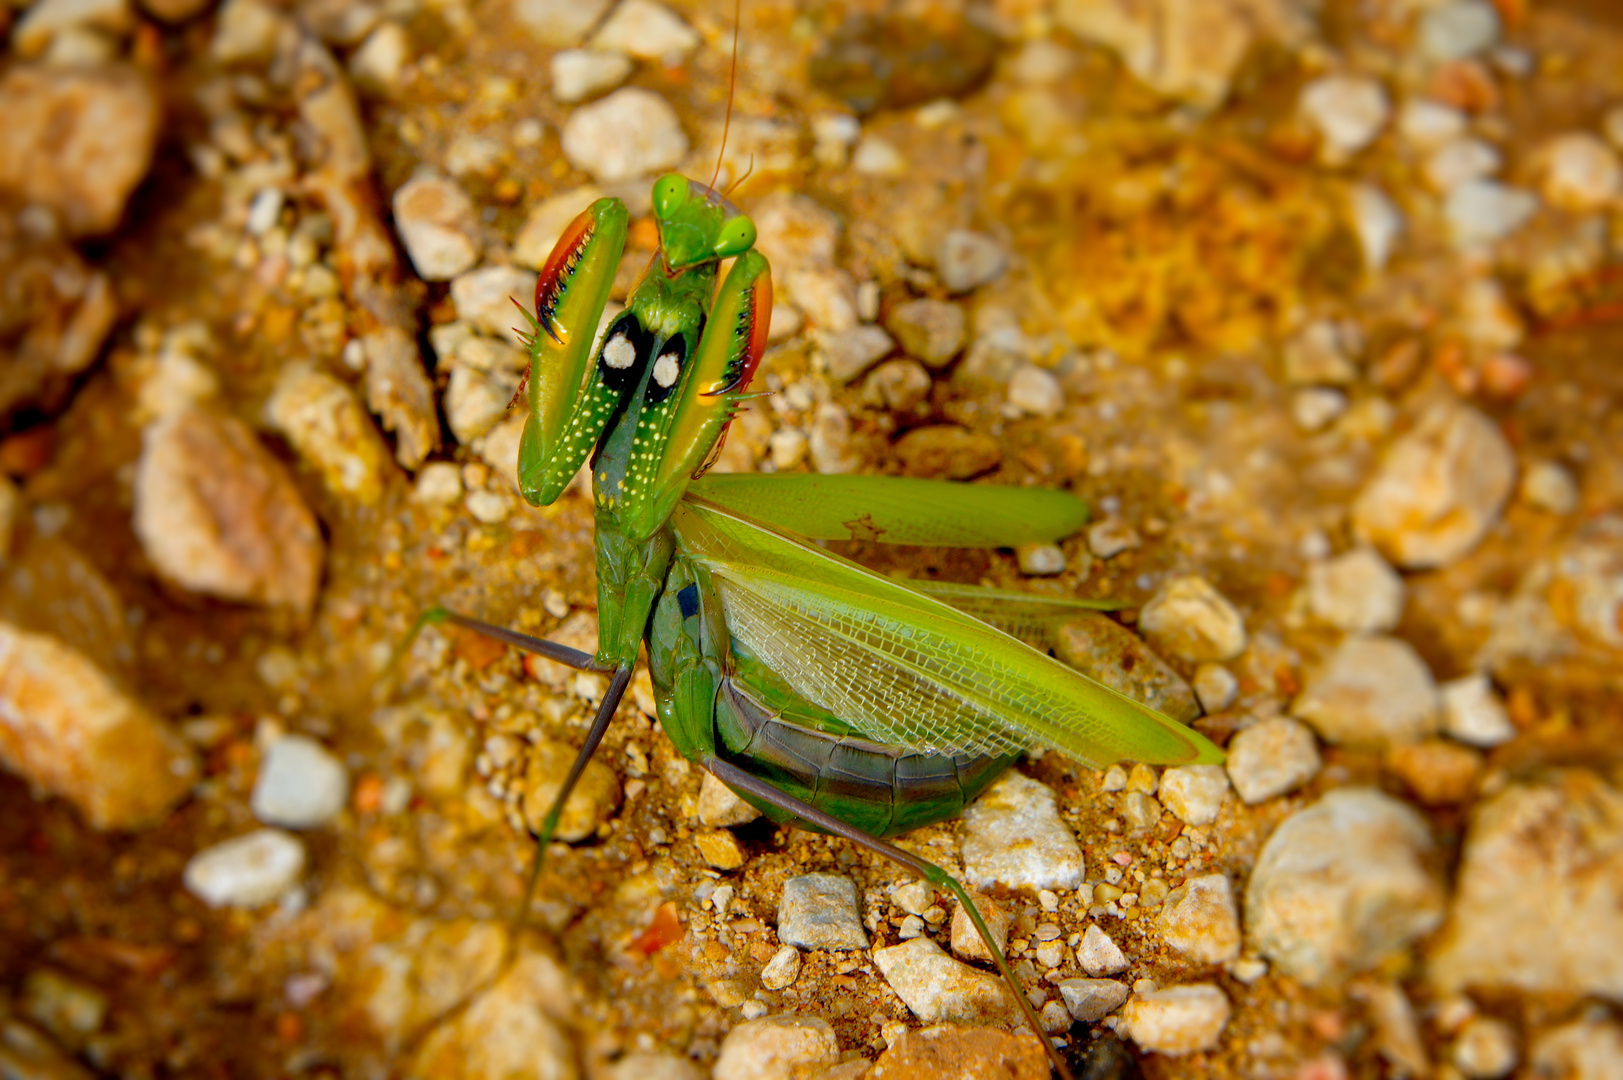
[905,581,1122,647]
[686,475,1090,547]
[671,498,1224,769]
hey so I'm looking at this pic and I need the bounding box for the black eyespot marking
[644,334,689,404]
[677,583,700,619]
[596,311,651,393]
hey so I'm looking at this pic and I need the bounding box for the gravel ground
[2,1,1623,1078]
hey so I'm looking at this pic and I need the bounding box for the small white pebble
[184,829,306,908]
[1228,957,1268,983]
[464,489,511,524]
[1441,674,1516,748]
[1398,99,1467,149]
[1348,183,1404,271]
[1192,664,1238,713]
[1292,387,1349,432]
[1078,924,1129,976]
[1446,180,1538,247]
[250,735,348,829]
[246,187,285,236]
[412,461,463,505]
[1418,1,1501,63]
[1300,74,1391,162]
[1454,1015,1519,1080]
[1087,518,1141,559]
[1520,460,1579,514]
[1007,364,1064,418]
[1424,137,1502,193]
[1040,999,1072,1033]
[759,945,801,990]
[1536,132,1623,212]
[1017,542,1066,576]
[852,135,906,176]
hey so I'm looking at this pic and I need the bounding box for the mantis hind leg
[395,608,629,945]
[702,756,1076,1080]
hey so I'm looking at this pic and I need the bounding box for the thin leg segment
[429,607,608,671]
[512,666,632,939]
[390,606,606,677]
[702,756,1075,1080]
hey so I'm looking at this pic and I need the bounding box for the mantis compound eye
[652,173,688,220]
[712,214,757,259]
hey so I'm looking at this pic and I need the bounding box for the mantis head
[652,173,758,272]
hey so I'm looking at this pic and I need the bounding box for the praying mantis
[415,162,1225,1079]
[410,10,1226,1064]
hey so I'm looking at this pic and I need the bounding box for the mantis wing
[672,497,1223,769]
[686,474,1088,547]
[905,581,1122,649]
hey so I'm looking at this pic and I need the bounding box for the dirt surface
[2,1,1623,1078]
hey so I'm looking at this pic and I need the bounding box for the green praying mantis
[415,102,1224,1076]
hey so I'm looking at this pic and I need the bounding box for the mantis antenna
[704,0,743,197]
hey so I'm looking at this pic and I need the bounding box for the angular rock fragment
[697,770,760,828]
[560,87,687,185]
[1225,717,1320,804]
[758,946,800,991]
[777,873,867,951]
[1353,399,1515,569]
[409,949,577,1080]
[251,734,349,829]
[1051,613,1200,723]
[133,407,323,614]
[894,425,1000,480]
[885,298,965,369]
[712,1015,839,1080]
[521,739,621,843]
[1077,924,1129,976]
[512,0,612,47]
[1527,1018,1623,1080]
[550,49,633,104]
[0,217,117,422]
[588,0,698,61]
[1055,0,1308,108]
[0,65,160,237]
[872,937,1019,1026]
[183,828,306,908]
[1292,635,1438,749]
[265,365,393,505]
[1139,575,1247,663]
[961,771,1083,892]
[361,327,439,469]
[1246,788,1444,987]
[949,894,1010,962]
[936,230,1007,293]
[1482,516,1623,678]
[0,622,197,830]
[393,173,480,281]
[1307,548,1405,634]
[1059,977,1130,1022]
[1157,874,1241,964]
[1158,765,1229,826]
[1120,983,1231,1056]
[1439,674,1516,747]
[1429,771,1623,1002]
[872,1025,1046,1079]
